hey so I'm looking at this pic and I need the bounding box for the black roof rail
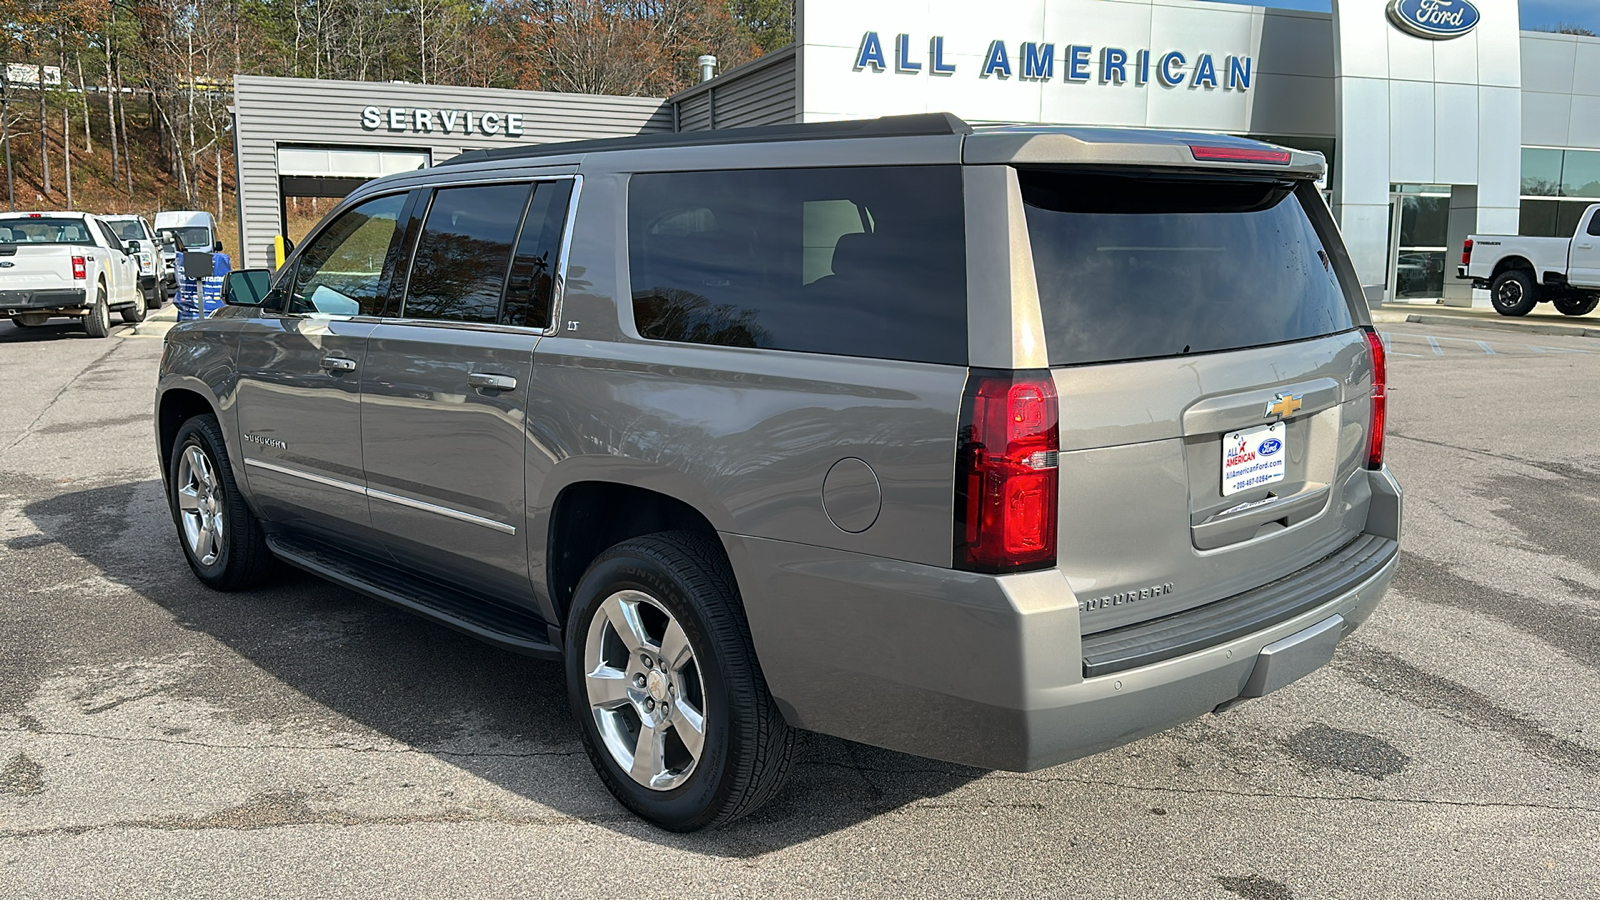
[439,113,973,167]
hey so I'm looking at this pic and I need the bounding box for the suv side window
[1589,210,1600,237]
[290,193,407,316]
[501,179,574,329]
[402,183,533,324]
[627,166,968,366]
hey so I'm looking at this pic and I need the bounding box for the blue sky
[1196,0,1600,33]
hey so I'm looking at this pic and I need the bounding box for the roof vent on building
[698,55,717,83]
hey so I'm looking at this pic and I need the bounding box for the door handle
[319,356,357,373]
[467,372,517,392]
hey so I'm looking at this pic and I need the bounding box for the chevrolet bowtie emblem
[1266,393,1303,419]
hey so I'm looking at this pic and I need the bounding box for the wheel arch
[1490,256,1536,281]
[156,384,221,487]
[537,465,734,629]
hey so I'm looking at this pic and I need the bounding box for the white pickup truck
[1459,202,1600,317]
[0,212,146,337]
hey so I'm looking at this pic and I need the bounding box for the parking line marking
[1426,336,1444,356]
[1474,340,1495,354]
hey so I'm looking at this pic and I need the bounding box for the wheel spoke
[659,620,692,672]
[630,720,667,785]
[585,667,632,710]
[177,487,201,511]
[603,595,654,654]
[195,522,214,560]
[672,701,706,762]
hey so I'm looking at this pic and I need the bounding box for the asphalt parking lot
[2,316,1598,898]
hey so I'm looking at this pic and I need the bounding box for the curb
[1402,314,1600,339]
[132,304,181,338]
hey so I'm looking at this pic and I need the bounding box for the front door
[1385,186,1451,302]
[1571,205,1600,288]
[360,179,574,605]
[234,191,411,550]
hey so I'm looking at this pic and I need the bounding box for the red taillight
[1462,238,1473,267]
[1189,144,1292,165]
[71,256,87,280]
[955,370,1059,573]
[1363,328,1386,470]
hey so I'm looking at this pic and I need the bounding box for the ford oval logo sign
[1386,0,1480,40]
[1260,438,1283,456]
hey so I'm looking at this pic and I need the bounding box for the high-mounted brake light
[71,256,87,280]
[1189,145,1292,165]
[1363,328,1386,470]
[955,370,1059,573]
[1462,238,1473,267]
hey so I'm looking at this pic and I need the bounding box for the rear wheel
[120,287,147,324]
[83,287,111,337]
[146,280,167,308]
[168,414,277,590]
[566,531,794,831]
[1554,293,1599,317]
[9,313,49,328]
[1490,270,1538,317]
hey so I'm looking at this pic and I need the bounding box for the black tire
[1490,270,1539,317]
[120,287,147,324]
[146,280,167,309]
[83,286,112,337]
[565,531,794,831]
[1554,293,1599,317]
[167,414,277,591]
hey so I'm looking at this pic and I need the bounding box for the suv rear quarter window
[627,166,967,365]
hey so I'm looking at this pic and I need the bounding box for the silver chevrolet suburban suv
[157,115,1401,831]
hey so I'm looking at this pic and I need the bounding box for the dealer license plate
[1222,422,1287,497]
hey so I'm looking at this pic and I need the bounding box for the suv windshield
[1019,171,1356,366]
[0,217,96,246]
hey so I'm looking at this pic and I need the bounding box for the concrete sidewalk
[1369,302,1600,338]
[130,302,181,338]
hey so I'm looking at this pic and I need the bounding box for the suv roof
[440,113,1326,178]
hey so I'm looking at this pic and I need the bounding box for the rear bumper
[1,288,88,314]
[729,466,1402,771]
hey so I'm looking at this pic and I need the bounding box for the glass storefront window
[1560,150,1600,200]
[1399,194,1449,247]
[1520,199,1560,237]
[1522,148,1564,196]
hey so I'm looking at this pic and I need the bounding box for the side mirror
[126,240,142,253]
[224,269,273,307]
[216,240,225,253]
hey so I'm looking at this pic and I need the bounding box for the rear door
[233,191,411,551]
[360,178,574,605]
[1570,204,1600,288]
[1017,170,1374,634]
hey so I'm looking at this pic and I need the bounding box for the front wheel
[146,280,167,309]
[120,287,147,324]
[1554,294,1599,317]
[565,531,794,831]
[168,414,277,590]
[1490,270,1539,317]
[83,287,112,337]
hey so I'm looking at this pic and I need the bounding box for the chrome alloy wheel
[176,445,225,566]
[584,589,708,791]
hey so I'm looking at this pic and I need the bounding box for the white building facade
[232,0,1600,305]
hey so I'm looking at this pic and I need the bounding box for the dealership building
[232,0,1600,307]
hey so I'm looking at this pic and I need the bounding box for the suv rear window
[1019,172,1356,366]
[628,166,967,365]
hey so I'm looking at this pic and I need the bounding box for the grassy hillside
[2,91,240,249]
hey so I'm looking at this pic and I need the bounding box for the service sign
[1385,0,1480,40]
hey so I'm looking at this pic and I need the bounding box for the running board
[266,533,561,659]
